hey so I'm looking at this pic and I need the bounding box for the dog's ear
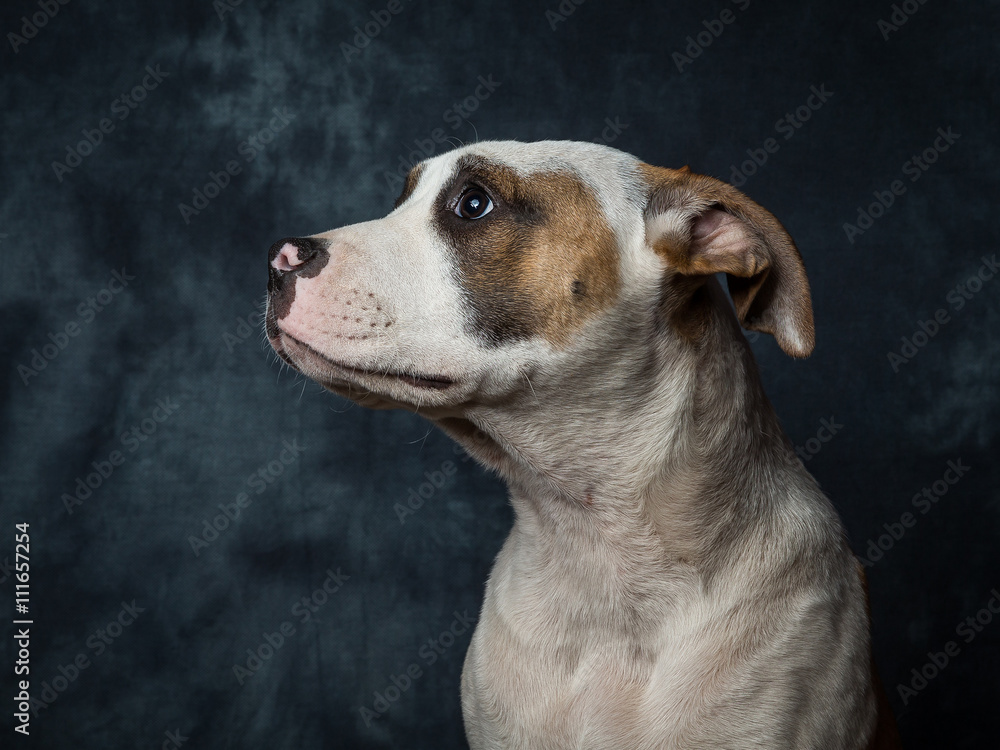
[639,164,815,358]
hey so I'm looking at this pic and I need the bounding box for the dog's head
[265,141,813,414]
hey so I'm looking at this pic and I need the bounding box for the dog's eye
[455,188,493,220]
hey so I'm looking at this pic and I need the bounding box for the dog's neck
[437,279,804,581]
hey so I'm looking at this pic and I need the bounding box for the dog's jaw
[279,329,454,391]
[266,321,468,414]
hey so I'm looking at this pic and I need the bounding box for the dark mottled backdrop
[1,0,997,747]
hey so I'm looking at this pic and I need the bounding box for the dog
[265,140,900,749]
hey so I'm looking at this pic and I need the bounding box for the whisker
[521,369,539,405]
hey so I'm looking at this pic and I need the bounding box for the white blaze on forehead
[394,154,457,209]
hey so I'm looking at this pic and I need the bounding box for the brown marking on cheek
[394,163,425,208]
[433,157,620,348]
[522,170,620,346]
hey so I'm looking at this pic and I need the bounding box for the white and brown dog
[265,141,900,749]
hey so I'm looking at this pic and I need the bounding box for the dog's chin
[269,331,459,410]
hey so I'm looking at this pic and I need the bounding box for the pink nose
[267,236,327,275]
[267,237,329,297]
[272,242,306,272]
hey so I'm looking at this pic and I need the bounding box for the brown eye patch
[432,155,620,348]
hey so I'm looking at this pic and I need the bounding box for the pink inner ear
[690,209,760,277]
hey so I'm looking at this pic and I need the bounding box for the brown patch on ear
[637,163,815,358]
[394,163,425,208]
[433,156,619,347]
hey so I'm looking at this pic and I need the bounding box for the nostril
[273,243,303,273]
[268,237,326,274]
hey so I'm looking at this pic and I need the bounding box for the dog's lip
[279,332,454,390]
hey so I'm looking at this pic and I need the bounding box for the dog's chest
[461,598,760,750]
[463,622,657,748]
[460,547,736,748]
[459,527,866,749]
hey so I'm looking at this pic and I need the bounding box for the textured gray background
[1,0,998,747]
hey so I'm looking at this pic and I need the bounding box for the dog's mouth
[274,332,454,391]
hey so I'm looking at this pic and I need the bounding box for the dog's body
[265,141,899,748]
